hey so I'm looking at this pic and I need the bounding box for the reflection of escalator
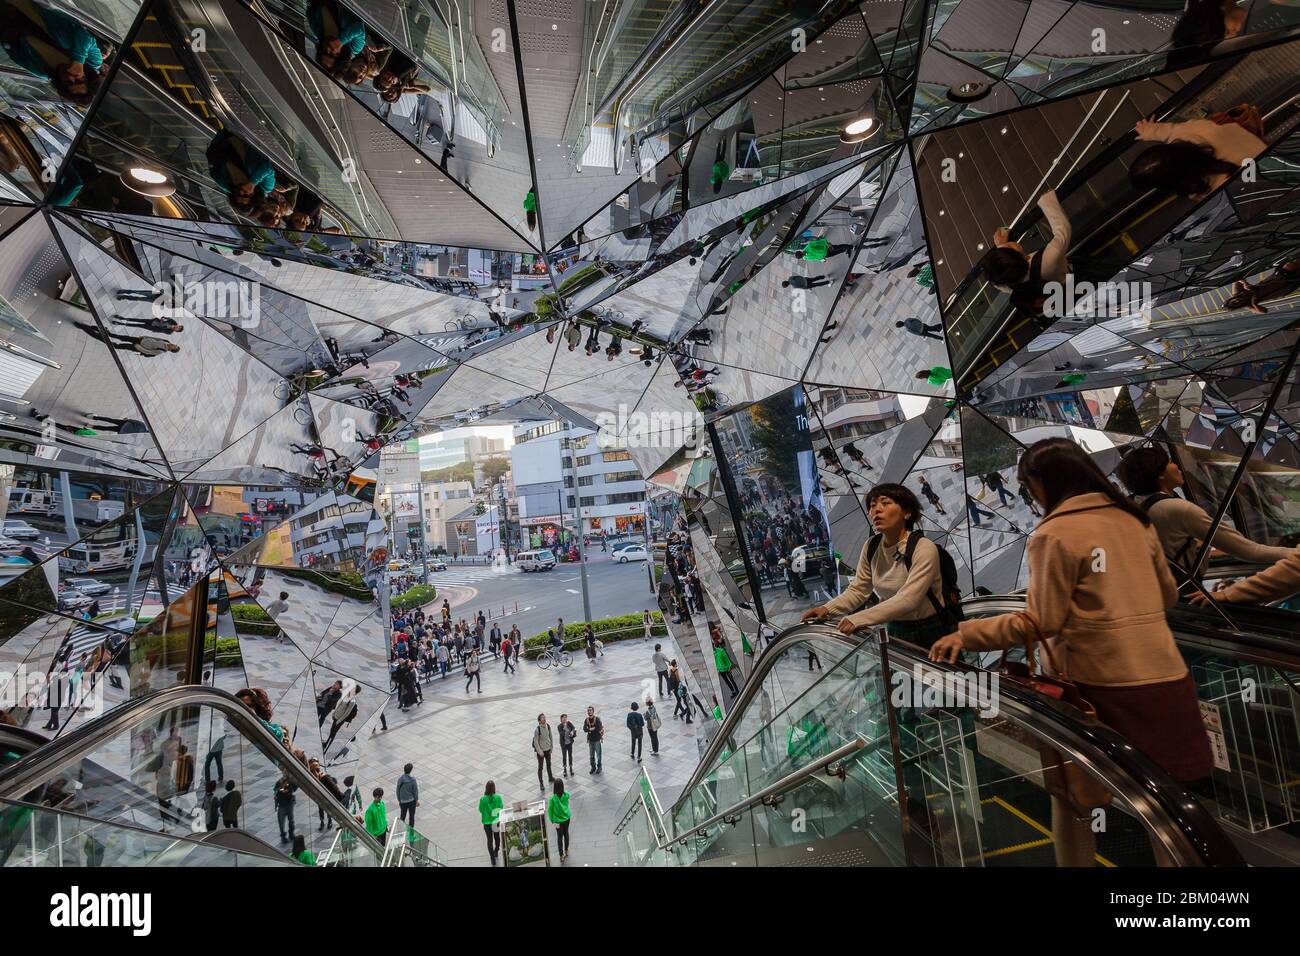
[0,686,386,866]
[945,44,1300,388]
[617,622,1243,867]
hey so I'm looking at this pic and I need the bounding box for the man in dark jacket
[317,680,343,726]
[583,707,603,774]
[626,702,645,762]
[396,763,419,829]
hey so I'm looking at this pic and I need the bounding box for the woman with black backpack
[801,483,957,649]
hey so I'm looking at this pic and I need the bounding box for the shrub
[392,584,437,612]
[522,612,666,658]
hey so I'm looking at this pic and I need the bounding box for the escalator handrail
[629,738,865,852]
[880,635,1242,866]
[0,685,385,859]
[674,627,868,802]
[677,621,1241,865]
[963,594,1300,671]
[0,794,292,866]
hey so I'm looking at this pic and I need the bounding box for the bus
[58,527,150,574]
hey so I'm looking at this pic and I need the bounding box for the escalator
[964,594,1300,865]
[615,621,1244,867]
[0,685,387,867]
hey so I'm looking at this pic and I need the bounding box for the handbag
[1208,104,1264,138]
[996,613,1113,816]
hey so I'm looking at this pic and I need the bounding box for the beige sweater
[1214,547,1300,605]
[958,493,1187,687]
[1137,118,1266,166]
[822,532,943,629]
[1144,496,1292,566]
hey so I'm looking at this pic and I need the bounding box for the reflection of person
[1224,259,1300,314]
[1116,444,1292,573]
[206,130,283,214]
[1131,115,1265,201]
[931,438,1212,867]
[985,191,1071,319]
[0,1,105,104]
[71,320,179,356]
[1190,546,1300,608]
[364,787,387,845]
[307,0,367,71]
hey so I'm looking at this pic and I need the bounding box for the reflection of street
[426,552,659,639]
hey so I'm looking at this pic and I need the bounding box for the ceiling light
[415,158,422,164]
[977,243,985,250]
[121,167,176,198]
[839,115,877,144]
[947,81,990,104]
[1000,127,1008,134]
[551,23,558,29]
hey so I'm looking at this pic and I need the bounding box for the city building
[510,421,646,548]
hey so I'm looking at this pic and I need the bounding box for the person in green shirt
[479,780,504,865]
[291,834,316,866]
[710,159,730,194]
[547,778,572,861]
[712,695,724,722]
[915,366,953,388]
[524,190,538,231]
[711,623,739,697]
[364,788,388,845]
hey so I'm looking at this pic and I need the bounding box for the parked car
[65,576,112,596]
[2,519,41,541]
[615,545,648,563]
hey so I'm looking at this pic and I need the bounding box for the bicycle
[444,312,478,332]
[535,645,572,669]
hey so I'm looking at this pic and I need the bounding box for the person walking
[464,647,482,693]
[547,778,571,862]
[364,788,388,846]
[652,643,670,698]
[396,763,419,830]
[557,713,577,776]
[219,780,241,828]
[501,634,516,673]
[583,706,604,774]
[479,781,503,865]
[532,714,555,791]
[642,609,654,641]
[274,774,297,844]
[644,698,662,756]
[666,661,682,711]
[713,633,740,698]
[626,702,645,762]
[489,622,502,659]
[436,640,449,678]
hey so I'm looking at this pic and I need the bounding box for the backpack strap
[900,530,949,619]
[866,533,883,564]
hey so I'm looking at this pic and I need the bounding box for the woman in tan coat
[931,438,1211,866]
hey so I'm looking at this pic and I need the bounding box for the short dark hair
[1115,445,1170,496]
[985,247,1030,286]
[865,483,922,529]
[279,592,288,600]
[631,702,639,710]
[403,762,413,774]
[484,780,496,796]
[372,788,383,798]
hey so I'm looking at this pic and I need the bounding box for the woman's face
[868,495,909,537]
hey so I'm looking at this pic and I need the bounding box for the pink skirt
[1075,673,1213,783]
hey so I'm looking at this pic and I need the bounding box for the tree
[479,457,511,488]
[421,461,473,484]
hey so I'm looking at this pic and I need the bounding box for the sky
[418,425,516,447]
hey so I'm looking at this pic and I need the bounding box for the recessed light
[551,23,558,29]
[977,243,985,250]
[936,259,944,265]
[415,158,422,164]
[938,210,945,216]
[1001,185,1008,193]
[1000,127,1008,134]
[958,151,964,158]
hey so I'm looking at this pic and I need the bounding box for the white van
[516,549,557,572]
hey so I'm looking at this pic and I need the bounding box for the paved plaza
[351,633,706,866]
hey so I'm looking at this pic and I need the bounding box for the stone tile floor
[351,636,708,866]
